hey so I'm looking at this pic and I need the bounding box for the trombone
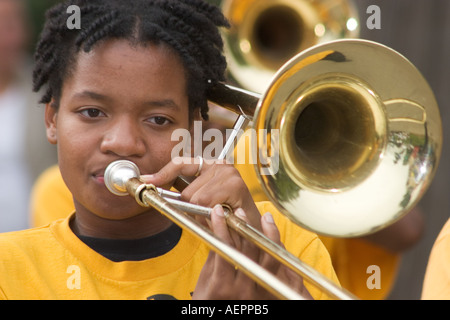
[104,160,354,300]
[104,39,442,300]
[221,0,360,93]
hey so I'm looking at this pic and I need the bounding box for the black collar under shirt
[76,224,182,262]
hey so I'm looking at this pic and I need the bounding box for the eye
[148,116,172,126]
[79,108,106,118]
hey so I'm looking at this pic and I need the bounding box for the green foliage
[26,0,61,50]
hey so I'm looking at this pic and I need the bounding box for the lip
[90,161,154,188]
[91,168,106,185]
[90,163,147,185]
[95,175,105,184]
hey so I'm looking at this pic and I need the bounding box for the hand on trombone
[193,205,312,300]
[142,156,312,300]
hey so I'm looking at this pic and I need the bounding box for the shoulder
[422,218,450,299]
[0,224,55,288]
[0,224,53,251]
[0,218,73,300]
[435,218,450,241]
[426,218,450,264]
[0,219,65,260]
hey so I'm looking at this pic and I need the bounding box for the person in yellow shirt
[0,0,339,300]
[31,153,412,300]
[421,218,450,299]
[30,165,73,228]
[4,193,334,300]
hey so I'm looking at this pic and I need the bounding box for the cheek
[149,118,191,166]
[55,118,99,181]
[57,135,89,169]
[146,138,180,171]
[56,119,94,156]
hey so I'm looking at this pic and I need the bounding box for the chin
[104,200,151,220]
[78,190,151,221]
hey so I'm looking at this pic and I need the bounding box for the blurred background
[3,0,449,299]
[355,0,450,300]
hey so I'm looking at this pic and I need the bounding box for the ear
[44,101,58,145]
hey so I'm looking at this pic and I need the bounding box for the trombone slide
[153,184,355,300]
[105,159,356,300]
[125,177,305,300]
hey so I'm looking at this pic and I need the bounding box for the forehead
[62,39,188,104]
[73,39,186,84]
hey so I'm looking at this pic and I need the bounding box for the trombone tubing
[159,185,356,300]
[125,177,305,300]
[127,178,356,300]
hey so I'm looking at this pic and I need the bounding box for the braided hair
[32,0,230,120]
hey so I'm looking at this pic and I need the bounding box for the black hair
[32,0,230,120]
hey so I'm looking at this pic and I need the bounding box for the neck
[71,208,174,240]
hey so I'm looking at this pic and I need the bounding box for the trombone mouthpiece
[104,160,141,196]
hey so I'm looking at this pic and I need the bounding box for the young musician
[0,0,339,299]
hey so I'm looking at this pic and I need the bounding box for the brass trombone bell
[207,39,441,238]
[249,39,441,237]
[222,0,360,93]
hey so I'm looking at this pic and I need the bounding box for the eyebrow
[72,90,111,103]
[72,90,181,110]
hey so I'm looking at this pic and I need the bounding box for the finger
[141,156,213,187]
[209,204,237,278]
[178,164,219,203]
[177,164,249,213]
[258,213,311,299]
[185,166,263,231]
[259,212,284,274]
[233,208,261,291]
[233,208,259,261]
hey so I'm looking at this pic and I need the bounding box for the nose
[100,116,146,158]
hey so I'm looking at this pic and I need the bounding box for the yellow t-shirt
[421,218,450,299]
[12,184,339,299]
[318,235,399,300]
